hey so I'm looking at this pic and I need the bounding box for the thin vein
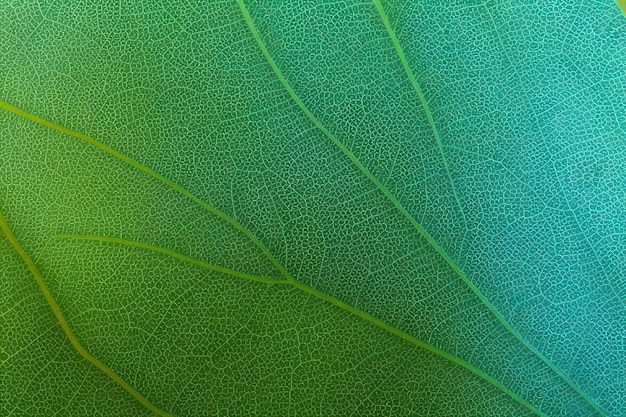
[0,98,292,282]
[289,280,548,417]
[378,2,605,413]
[0,209,176,417]
[237,0,547,415]
[478,5,607,414]
[54,234,287,285]
[371,0,467,228]
[59,229,547,416]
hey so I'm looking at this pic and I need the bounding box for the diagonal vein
[371,0,467,229]
[0,209,176,417]
[1,94,548,415]
[236,0,598,414]
[54,234,288,285]
[57,227,548,417]
[289,278,547,417]
[0,98,291,283]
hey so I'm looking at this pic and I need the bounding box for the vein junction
[55,234,546,417]
[56,235,287,285]
[0,80,548,415]
[235,1,604,415]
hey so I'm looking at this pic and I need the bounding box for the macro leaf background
[1,0,625,416]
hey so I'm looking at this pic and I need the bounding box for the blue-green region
[1,0,624,416]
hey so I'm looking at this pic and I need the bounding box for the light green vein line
[0,98,292,282]
[54,234,288,285]
[2,96,539,415]
[371,0,466,226]
[617,0,626,15]
[289,280,548,417]
[373,4,605,415]
[0,210,175,417]
[235,1,584,415]
[58,231,546,416]
[0,10,585,414]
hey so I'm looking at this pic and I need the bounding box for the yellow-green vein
[56,230,547,417]
[1,95,544,414]
[55,234,288,285]
[0,99,291,282]
[0,209,176,417]
[289,279,547,417]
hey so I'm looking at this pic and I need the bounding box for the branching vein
[236,0,600,414]
[0,98,291,283]
[58,230,548,417]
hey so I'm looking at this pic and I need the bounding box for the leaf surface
[1,0,625,416]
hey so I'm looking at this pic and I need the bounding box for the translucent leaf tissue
[1,1,625,416]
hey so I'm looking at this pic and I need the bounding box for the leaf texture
[1,0,625,416]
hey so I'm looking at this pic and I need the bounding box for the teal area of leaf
[1,0,625,416]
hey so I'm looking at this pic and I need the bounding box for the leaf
[1,0,624,416]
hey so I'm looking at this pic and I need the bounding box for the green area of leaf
[1,0,625,416]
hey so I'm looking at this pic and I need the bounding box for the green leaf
[1,0,624,415]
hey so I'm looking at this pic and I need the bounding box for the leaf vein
[235,1,587,414]
[0,209,176,417]
[61,228,548,417]
[54,234,288,285]
[0,98,292,283]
